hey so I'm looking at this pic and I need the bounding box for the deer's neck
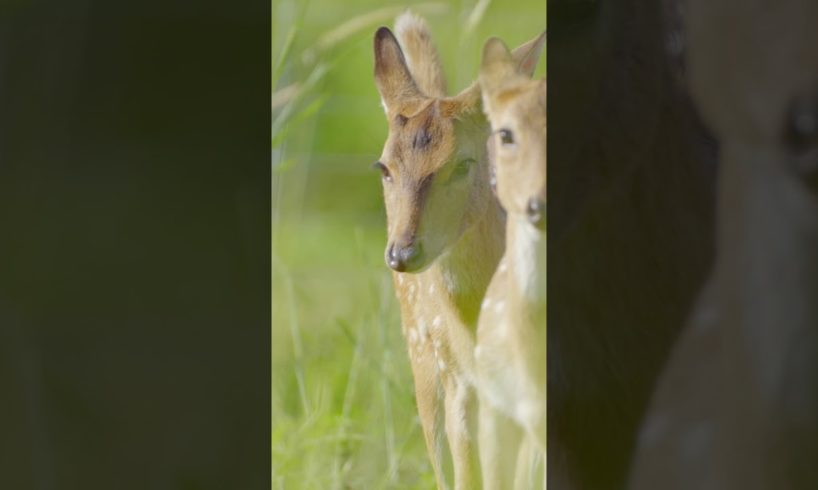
[506,215,547,306]
[430,200,505,328]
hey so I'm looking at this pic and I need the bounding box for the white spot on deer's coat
[408,328,418,344]
[397,274,404,285]
[437,358,446,371]
[498,259,507,273]
[432,316,442,329]
[516,399,542,428]
[418,318,428,340]
[428,283,435,295]
[443,270,457,293]
[494,300,505,314]
[482,298,492,310]
[474,345,482,359]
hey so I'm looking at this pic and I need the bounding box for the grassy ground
[272,1,545,487]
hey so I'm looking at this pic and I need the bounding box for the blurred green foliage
[272,0,545,487]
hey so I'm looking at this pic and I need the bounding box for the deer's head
[372,20,489,273]
[480,35,547,230]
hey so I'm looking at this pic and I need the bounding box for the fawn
[476,36,547,489]
[373,12,545,489]
[630,1,818,488]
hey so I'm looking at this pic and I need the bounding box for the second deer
[475,36,547,490]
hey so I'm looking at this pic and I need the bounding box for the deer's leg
[479,398,523,490]
[513,434,546,490]
[520,398,547,453]
[444,379,481,490]
[411,351,450,489]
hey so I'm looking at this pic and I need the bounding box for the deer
[474,37,547,490]
[629,1,818,489]
[372,12,546,489]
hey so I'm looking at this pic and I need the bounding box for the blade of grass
[272,92,329,149]
[273,26,298,85]
[283,267,310,415]
[331,315,364,489]
[301,2,450,64]
[464,0,492,36]
[271,82,301,111]
[271,62,330,141]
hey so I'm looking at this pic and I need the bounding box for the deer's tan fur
[373,13,544,489]
[394,12,447,98]
[374,14,499,490]
[476,36,547,490]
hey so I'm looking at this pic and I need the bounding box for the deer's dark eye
[498,128,515,147]
[448,158,474,183]
[372,161,392,183]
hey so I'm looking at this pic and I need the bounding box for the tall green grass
[272,0,545,487]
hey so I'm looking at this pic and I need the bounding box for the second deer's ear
[480,37,516,96]
[374,27,421,110]
[511,30,546,77]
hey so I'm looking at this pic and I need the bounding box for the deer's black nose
[526,198,546,230]
[386,241,422,272]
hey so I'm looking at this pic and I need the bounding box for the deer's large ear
[511,30,546,77]
[480,37,516,97]
[395,11,448,97]
[439,81,482,119]
[374,27,421,110]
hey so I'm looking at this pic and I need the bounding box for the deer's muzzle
[386,240,423,272]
